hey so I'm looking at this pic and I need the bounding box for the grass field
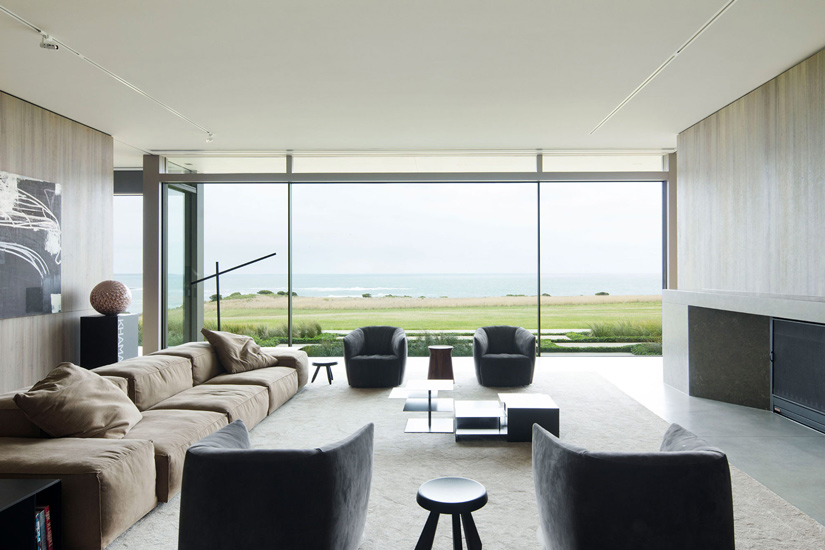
[186,294,662,331]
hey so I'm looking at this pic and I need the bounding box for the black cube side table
[81,313,139,369]
[0,478,61,550]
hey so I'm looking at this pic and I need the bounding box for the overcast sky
[114,182,661,275]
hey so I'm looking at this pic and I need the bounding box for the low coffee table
[454,393,559,442]
[454,400,505,439]
[395,379,455,433]
[499,393,559,441]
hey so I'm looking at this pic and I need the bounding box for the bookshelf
[0,479,61,549]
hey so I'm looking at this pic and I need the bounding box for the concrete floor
[591,356,825,526]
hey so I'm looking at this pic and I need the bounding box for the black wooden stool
[415,476,487,550]
[311,361,336,384]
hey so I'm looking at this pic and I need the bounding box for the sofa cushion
[150,341,225,385]
[150,384,269,429]
[124,409,228,502]
[261,347,310,388]
[0,389,41,438]
[93,355,194,411]
[0,436,157,550]
[202,329,278,374]
[206,367,299,414]
[13,363,143,439]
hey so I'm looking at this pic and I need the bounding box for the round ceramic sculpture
[90,280,132,315]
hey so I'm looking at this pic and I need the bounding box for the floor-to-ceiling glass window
[291,183,537,356]
[199,183,288,341]
[165,187,188,346]
[113,195,143,340]
[538,182,663,354]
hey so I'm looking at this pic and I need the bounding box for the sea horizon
[114,272,662,312]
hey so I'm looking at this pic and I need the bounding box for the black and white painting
[0,170,62,319]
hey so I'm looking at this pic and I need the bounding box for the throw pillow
[14,363,143,439]
[201,328,278,374]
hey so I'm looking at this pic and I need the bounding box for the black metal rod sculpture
[190,252,277,331]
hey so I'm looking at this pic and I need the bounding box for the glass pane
[113,196,143,345]
[166,189,187,346]
[292,183,537,357]
[539,182,662,355]
[293,155,536,173]
[200,184,289,342]
[541,154,664,172]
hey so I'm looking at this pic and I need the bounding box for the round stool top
[416,477,487,514]
[428,345,454,351]
[312,361,338,367]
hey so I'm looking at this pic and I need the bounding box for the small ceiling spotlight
[39,34,58,50]
[205,133,215,143]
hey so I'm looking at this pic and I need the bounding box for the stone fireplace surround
[663,290,825,410]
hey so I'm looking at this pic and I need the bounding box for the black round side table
[414,476,487,550]
[311,361,336,384]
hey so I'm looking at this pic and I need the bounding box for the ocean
[114,272,662,312]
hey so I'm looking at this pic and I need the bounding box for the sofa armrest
[343,328,366,359]
[514,327,536,359]
[260,347,310,388]
[391,328,407,360]
[473,328,489,361]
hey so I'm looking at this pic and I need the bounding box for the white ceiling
[1,0,824,169]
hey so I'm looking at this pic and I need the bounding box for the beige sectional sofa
[0,342,309,550]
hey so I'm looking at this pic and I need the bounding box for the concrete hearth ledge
[663,290,825,324]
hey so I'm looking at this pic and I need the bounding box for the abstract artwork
[0,170,62,319]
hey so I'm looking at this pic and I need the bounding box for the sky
[114,182,662,275]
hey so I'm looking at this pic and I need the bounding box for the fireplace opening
[771,318,825,434]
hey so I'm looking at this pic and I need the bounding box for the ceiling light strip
[0,4,214,140]
[589,0,739,135]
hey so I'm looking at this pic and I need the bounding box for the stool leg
[311,366,321,383]
[452,514,463,550]
[415,511,440,550]
[461,512,482,549]
[326,365,333,384]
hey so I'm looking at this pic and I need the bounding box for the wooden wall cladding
[677,48,825,297]
[0,92,113,392]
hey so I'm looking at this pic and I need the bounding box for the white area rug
[109,360,825,549]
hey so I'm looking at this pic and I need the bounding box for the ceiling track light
[0,4,214,144]
[589,0,739,135]
[39,33,58,50]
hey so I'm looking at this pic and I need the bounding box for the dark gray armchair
[532,423,735,550]
[178,420,374,550]
[344,325,407,387]
[473,325,536,386]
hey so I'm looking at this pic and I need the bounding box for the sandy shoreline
[204,294,662,311]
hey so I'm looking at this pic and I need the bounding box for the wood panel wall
[0,92,113,393]
[677,48,825,297]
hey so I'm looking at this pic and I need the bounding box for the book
[36,505,52,550]
[35,508,44,550]
[43,505,54,550]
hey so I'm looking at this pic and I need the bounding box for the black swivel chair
[178,421,374,550]
[473,325,536,386]
[343,326,407,387]
[532,423,735,550]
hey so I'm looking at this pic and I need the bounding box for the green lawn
[196,301,661,330]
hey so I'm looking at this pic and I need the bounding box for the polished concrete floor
[588,356,825,526]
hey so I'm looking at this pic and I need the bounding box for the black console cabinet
[0,478,61,550]
[80,314,139,369]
